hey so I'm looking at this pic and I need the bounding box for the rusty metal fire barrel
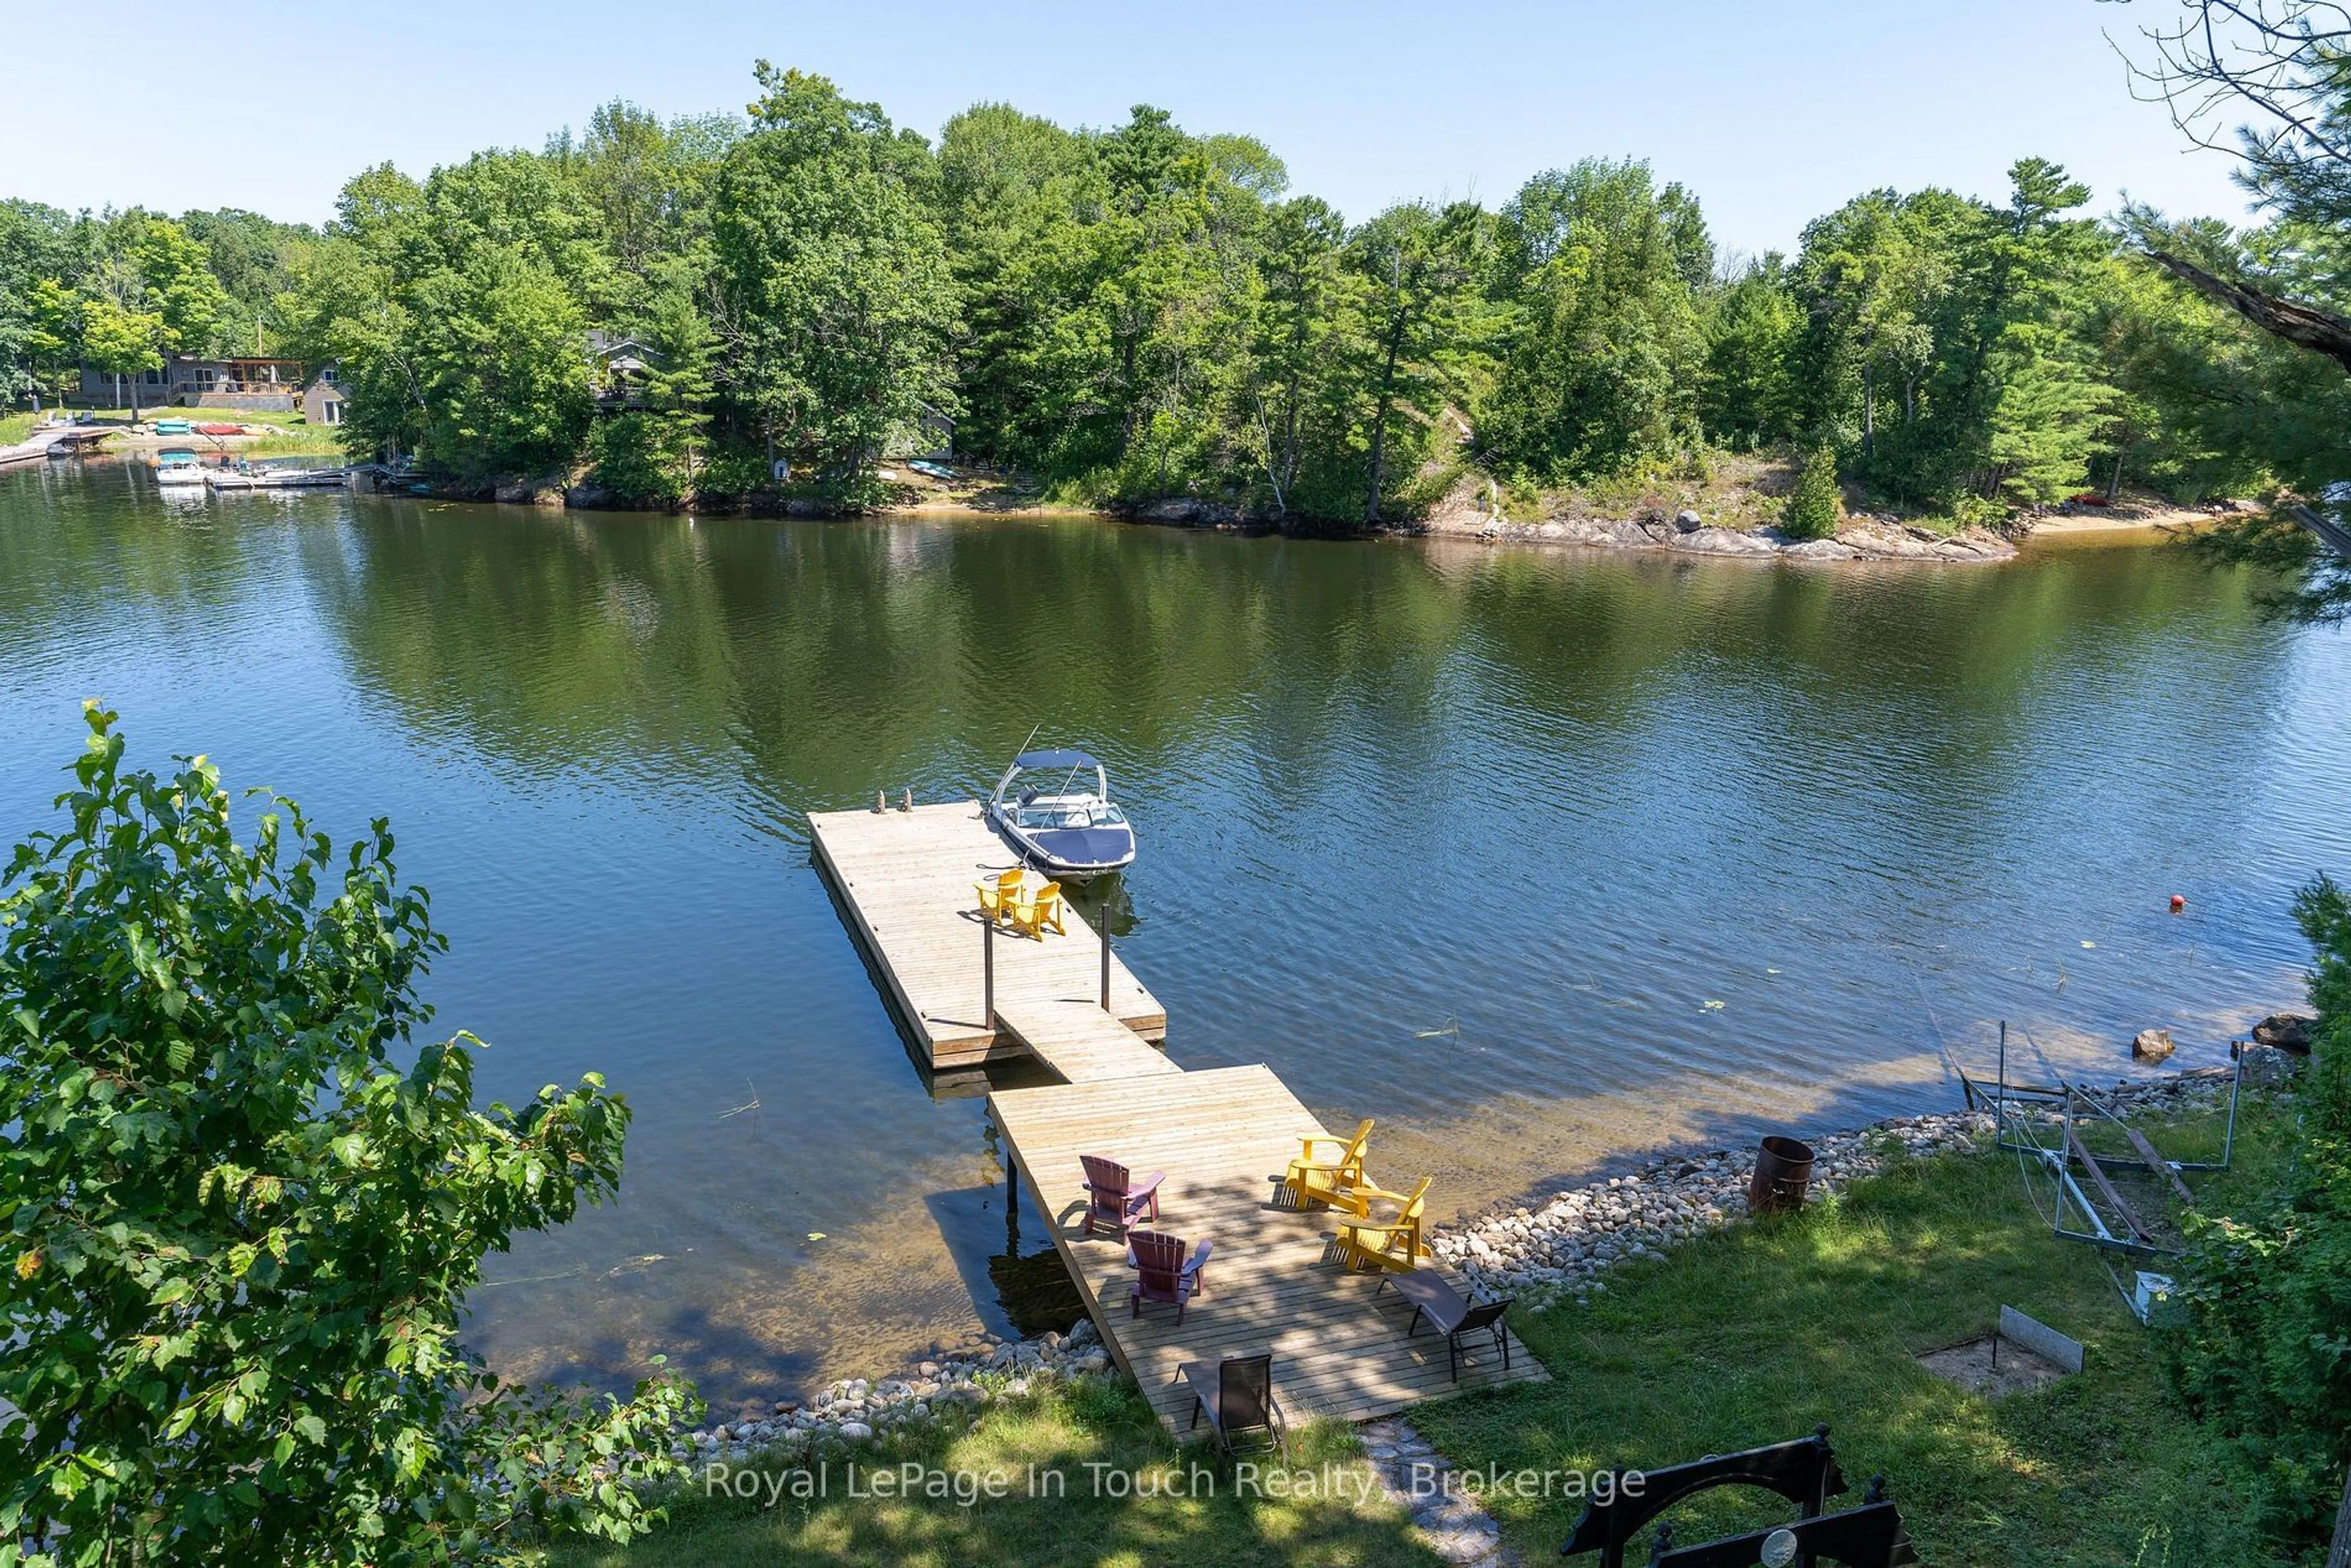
[1747,1135,1816,1214]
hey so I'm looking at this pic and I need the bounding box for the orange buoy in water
[2170,894,2187,913]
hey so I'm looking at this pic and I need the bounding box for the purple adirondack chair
[1080,1153,1165,1239]
[1128,1230,1212,1322]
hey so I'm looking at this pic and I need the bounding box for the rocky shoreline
[1125,491,2020,563]
[1433,1064,2260,1310]
[1422,508,2018,564]
[675,1063,2270,1472]
[680,1319,1116,1465]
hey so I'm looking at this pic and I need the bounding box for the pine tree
[1782,445,1843,540]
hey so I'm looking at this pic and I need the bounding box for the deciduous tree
[713,65,956,487]
[1483,161,1709,482]
[0,705,699,1567]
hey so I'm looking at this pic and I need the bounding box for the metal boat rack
[1960,1022,2244,1318]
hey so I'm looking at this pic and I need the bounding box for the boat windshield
[1011,800,1127,831]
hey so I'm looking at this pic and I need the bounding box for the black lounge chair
[1381,1269,1514,1382]
[1177,1352,1288,1467]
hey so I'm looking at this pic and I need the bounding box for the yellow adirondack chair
[1010,880,1066,939]
[1335,1175,1434,1274]
[975,869,1027,923]
[1283,1119,1373,1210]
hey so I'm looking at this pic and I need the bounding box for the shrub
[2167,873,2351,1550]
[1780,445,1843,541]
[0,706,700,1565]
[692,441,778,501]
[1945,492,2009,532]
[588,411,691,508]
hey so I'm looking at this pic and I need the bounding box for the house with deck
[587,332,665,409]
[75,354,307,412]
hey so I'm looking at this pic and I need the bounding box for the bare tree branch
[2144,247,2351,370]
[2104,1,2351,167]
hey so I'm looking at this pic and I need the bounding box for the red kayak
[193,422,246,437]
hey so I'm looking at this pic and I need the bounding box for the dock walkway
[812,795,1547,1435]
[989,1067,1545,1431]
[0,426,84,467]
[996,995,1181,1082]
[808,801,1165,1071]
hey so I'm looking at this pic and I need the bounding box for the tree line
[1,61,2341,526]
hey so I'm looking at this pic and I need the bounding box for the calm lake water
[5,459,2347,1410]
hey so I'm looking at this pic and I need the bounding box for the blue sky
[9,0,2253,254]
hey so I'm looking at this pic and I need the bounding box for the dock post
[1099,914,1111,1011]
[1004,1145,1021,1254]
[983,913,997,1030]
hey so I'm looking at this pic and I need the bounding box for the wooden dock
[808,802,1166,1072]
[0,426,95,467]
[990,1067,1545,1431]
[996,994,1182,1082]
[812,795,1547,1435]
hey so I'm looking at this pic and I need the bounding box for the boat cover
[1027,825,1133,868]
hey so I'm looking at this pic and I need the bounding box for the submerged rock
[2132,1028,2177,1062]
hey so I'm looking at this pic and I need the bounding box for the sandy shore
[2023,498,2224,536]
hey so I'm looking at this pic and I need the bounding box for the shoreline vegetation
[5,64,2338,555]
[21,432,2222,571]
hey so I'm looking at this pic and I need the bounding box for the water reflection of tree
[0,465,261,643]
[299,506,2293,848]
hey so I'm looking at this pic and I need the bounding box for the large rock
[2132,1027,2177,1062]
[1675,526,1777,555]
[1134,497,1239,526]
[2252,1013,2313,1054]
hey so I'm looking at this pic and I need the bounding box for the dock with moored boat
[807,801,1168,1073]
[0,426,111,467]
[809,797,1545,1434]
[205,464,351,491]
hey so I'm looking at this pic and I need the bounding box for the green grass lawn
[244,424,346,457]
[542,1376,1439,1568]
[0,405,339,456]
[1411,1099,2290,1568]
[534,1095,2293,1568]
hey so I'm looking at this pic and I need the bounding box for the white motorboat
[206,459,352,491]
[984,748,1136,882]
[153,449,206,486]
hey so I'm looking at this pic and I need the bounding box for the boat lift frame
[1968,1022,2245,1315]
